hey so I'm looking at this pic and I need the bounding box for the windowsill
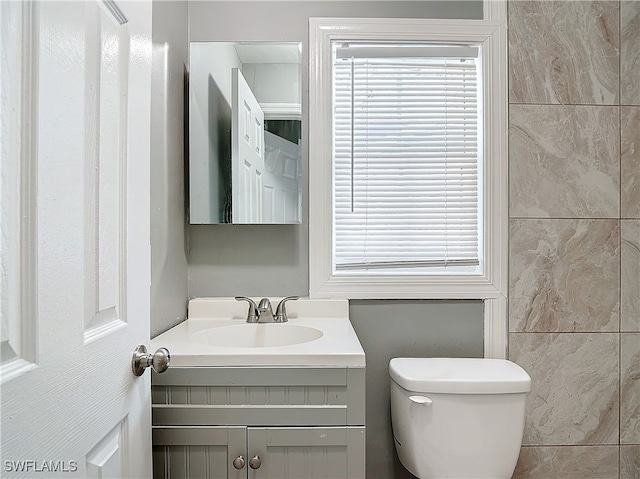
[333,265,483,276]
[311,273,504,300]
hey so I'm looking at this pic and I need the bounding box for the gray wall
[187,0,482,297]
[350,300,484,479]
[150,0,189,337]
[185,3,485,478]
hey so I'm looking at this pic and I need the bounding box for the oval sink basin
[192,324,324,348]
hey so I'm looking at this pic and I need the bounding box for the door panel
[262,131,301,223]
[0,0,37,375]
[85,421,126,478]
[152,427,246,479]
[248,427,365,479]
[0,1,153,477]
[231,68,265,223]
[83,0,129,338]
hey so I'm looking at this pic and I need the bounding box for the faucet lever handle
[235,296,259,322]
[275,296,299,322]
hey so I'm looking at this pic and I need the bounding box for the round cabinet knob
[232,456,245,470]
[249,455,262,470]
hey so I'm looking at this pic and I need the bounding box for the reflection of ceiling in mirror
[234,43,301,64]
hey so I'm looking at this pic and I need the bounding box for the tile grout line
[618,3,623,475]
[508,331,622,335]
[509,102,640,107]
[506,0,511,361]
[509,217,621,221]
[508,216,640,220]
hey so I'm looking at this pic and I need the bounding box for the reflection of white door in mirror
[263,131,301,223]
[232,68,265,223]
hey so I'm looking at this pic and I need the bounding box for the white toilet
[389,357,531,479]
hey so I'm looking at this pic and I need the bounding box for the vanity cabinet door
[152,426,246,479]
[247,427,365,479]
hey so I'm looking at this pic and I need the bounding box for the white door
[1,1,153,477]
[231,67,265,223]
[263,131,301,223]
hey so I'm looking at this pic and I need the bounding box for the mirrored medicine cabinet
[188,42,303,224]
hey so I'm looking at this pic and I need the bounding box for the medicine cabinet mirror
[189,42,302,224]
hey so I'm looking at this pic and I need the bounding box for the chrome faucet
[258,298,275,322]
[235,296,299,323]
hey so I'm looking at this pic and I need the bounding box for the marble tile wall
[622,446,640,479]
[509,1,619,105]
[510,105,620,218]
[622,221,640,332]
[621,1,640,105]
[513,446,619,479]
[508,0,640,477]
[622,107,640,219]
[509,219,620,333]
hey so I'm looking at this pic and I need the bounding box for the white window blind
[332,43,482,272]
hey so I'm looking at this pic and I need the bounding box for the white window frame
[308,14,507,358]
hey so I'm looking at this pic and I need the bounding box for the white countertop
[150,298,366,367]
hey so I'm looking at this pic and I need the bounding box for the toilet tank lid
[389,358,531,394]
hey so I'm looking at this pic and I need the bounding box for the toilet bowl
[389,357,531,479]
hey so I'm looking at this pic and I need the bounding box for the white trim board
[308,15,508,359]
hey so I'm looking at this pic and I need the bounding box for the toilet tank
[389,358,531,479]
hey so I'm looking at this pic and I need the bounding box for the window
[333,42,481,274]
[309,17,507,302]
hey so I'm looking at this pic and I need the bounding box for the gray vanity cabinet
[151,367,366,479]
[152,426,246,479]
